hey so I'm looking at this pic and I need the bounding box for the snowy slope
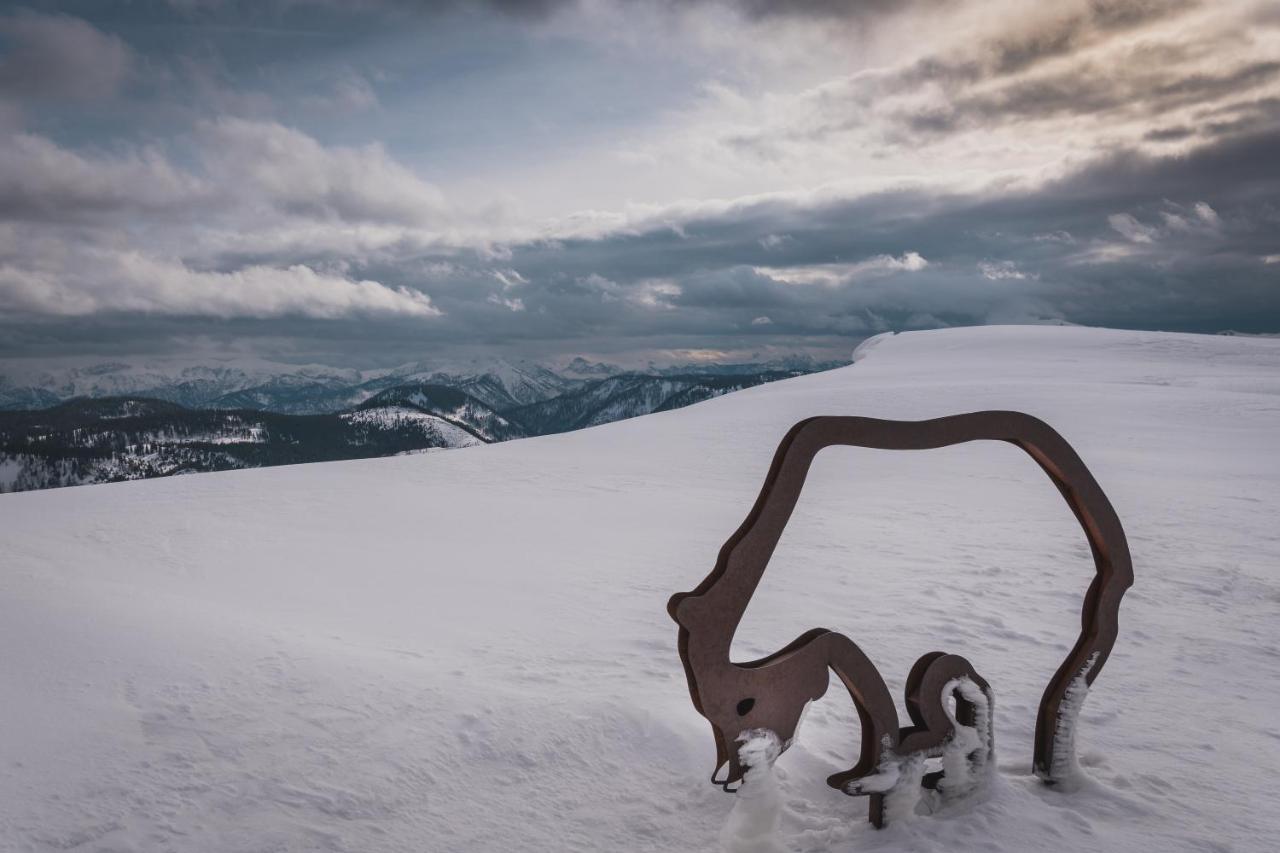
[1,326,1278,853]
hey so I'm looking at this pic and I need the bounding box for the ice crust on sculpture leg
[720,730,786,853]
[937,677,994,800]
[846,742,925,824]
[922,676,995,816]
[883,755,927,824]
[1042,654,1099,789]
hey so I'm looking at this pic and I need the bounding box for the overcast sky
[1,0,1277,368]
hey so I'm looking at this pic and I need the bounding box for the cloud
[0,119,453,233]
[978,260,1030,280]
[2,1,1279,363]
[264,0,956,23]
[300,72,380,114]
[904,0,1200,84]
[8,115,1278,356]
[1111,200,1223,244]
[0,241,440,319]
[754,252,928,286]
[0,119,470,326]
[0,133,207,222]
[898,58,1280,140]
[496,125,1280,339]
[1108,212,1159,243]
[199,118,448,226]
[0,119,456,323]
[632,278,682,309]
[698,0,959,22]
[487,293,526,311]
[1193,201,1220,226]
[0,11,133,101]
[672,0,1275,185]
[491,268,527,289]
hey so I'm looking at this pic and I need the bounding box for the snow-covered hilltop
[1,326,1277,852]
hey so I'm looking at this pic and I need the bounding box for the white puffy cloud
[754,252,927,286]
[1194,201,1221,227]
[486,293,526,311]
[1108,212,1159,243]
[0,240,440,319]
[1110,201,1225,246]
[0,134,207,219]
[199,118,448,226]
[0,121,458,321]
[978,260,1029,280]
[491,269,527,289]
[632,279,682,309]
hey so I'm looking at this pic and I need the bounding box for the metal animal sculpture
[668,411,1133,827]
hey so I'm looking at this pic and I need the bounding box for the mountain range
[0,356,842,492]
[0,355,836,414]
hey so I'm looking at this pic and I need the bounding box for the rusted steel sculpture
[668,411,1133,828]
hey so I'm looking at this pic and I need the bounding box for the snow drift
[2,326,1278,852]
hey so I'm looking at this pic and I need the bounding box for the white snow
[720,731,786,853]
[2,325,1279,852]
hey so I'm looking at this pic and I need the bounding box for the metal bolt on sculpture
[668,411,1133,828]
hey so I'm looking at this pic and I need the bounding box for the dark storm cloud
[986,0,1197,75]
[2,124,1277,362]
[1,0,1276,366]
[477,125,1280,337]
[888,0,1199,88]
[893,59,1280,141]
[714,0,1242,162]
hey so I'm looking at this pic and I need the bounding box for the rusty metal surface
[667,411,1133,827]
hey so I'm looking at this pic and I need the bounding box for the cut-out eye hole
[736,698,755,716]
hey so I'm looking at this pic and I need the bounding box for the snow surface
[2,326,1279,852]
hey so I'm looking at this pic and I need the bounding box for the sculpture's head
[668,589,831,790]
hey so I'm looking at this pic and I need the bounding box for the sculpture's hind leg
[907,653,994,801]
[930,674,994,803]
[867,653,994,826]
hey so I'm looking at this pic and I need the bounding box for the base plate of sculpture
[668,411,1132,828]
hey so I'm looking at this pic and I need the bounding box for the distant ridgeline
[0,364,834,493]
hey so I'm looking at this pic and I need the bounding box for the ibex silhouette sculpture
[668,412,1133,827]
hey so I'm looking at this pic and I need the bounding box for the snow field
[2,325,1278,852]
